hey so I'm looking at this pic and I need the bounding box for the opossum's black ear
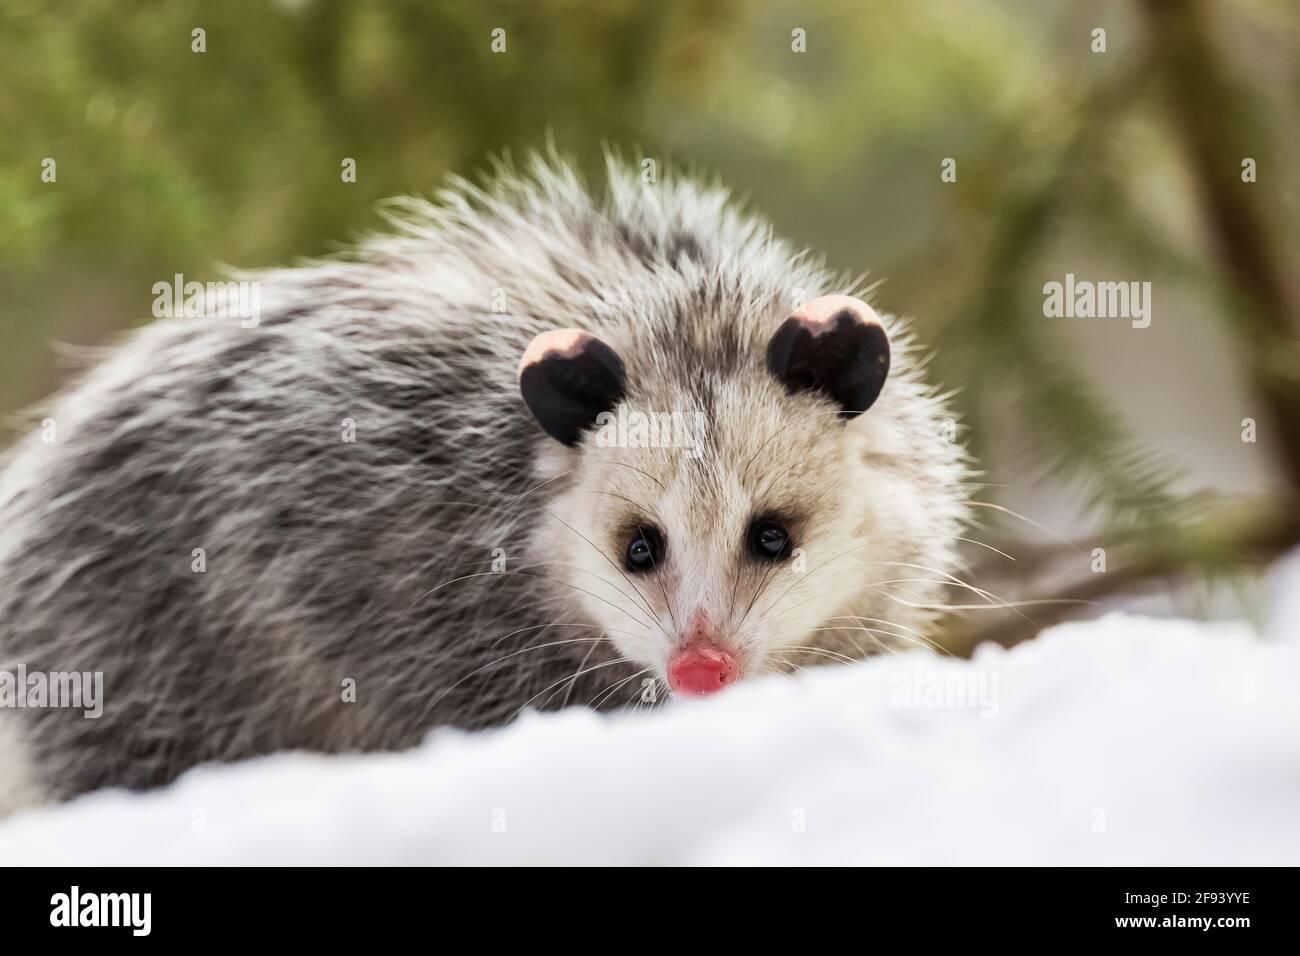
[519,329,627,447]
[766,295,890,420]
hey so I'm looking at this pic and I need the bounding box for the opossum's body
[0,158,967,813]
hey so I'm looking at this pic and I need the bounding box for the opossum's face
[520,295,924,699]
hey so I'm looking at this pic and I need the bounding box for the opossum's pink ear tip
[519,329,626,447]
[766,295,890,419]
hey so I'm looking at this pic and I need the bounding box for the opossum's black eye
[750,521,792,561]
[626,527,664,573]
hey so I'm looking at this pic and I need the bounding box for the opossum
[0,156,968,814]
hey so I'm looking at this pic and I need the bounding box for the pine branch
[1140,0,1300,494]
[942,63,1191,536]
[946,498,1300,652]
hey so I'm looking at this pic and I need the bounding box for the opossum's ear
[518,329,627,447]
[766,295,890,420]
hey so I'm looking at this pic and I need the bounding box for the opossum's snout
[667,610,741,697]
[668,646,738,696]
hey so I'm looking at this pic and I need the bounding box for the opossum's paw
[0,717,45,820]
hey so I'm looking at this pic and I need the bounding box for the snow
[1,612,1297,865]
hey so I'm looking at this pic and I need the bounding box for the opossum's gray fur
[0,154,969,813]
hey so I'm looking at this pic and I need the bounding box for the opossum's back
[1,301,535,609]
[0,303,549,794]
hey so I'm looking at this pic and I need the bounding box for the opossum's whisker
[486,621,636,649]
[510,657,637,722]
[789,643,862,665]
[542,508,675,643]
[389,498,540,522]
[587,667,652,709]
[823,614,929,641]
[825,615,949,655]
[512,570,658,630]
[899,528,1011,558]
[772,643,859,666]
[859,631,907,655]
[766,578,916,621]
[861,562,1032,625]
[653,678,672,709]
[953,535,1017,561]
[752,457,813,506]
[740,408,846,484]
[470,560,659,631]
[809,624,947,657]
[853,626,944,656]
[559,639,603,708]
[571,487,684,633]
[738,476,847,624]
[871,560,1011,602]
[634,517,682,637]
[808,623,908,657]
[767,574,995,625]
[543,509,659,621]
[732,478,844,629]
[625,676,664,711]
[736,544,787,628]
[801,575,1041,629]
[458,590,587,643]
[737,564,794,632]
[875,574,1041,618]
[880,589,1093,611]
[755,457,843,512]
[575,489,646,509]
[754,538,880,625]
[726,551,743,622]
[406,569,508,610]
[735,474,851,629]
[765,654,807,674]
[647,677,670,710]
[425,637,608,709]
[505,465,583,506]
[489,559,665,626]
[597,457,667,492]
[409,564,656,631]
[967,500,1082,550]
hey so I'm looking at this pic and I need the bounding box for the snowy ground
[1,612,1297,865]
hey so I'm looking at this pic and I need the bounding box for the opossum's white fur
[0,719,43,817]
[0,154,968,807]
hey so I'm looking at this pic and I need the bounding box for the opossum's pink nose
[668,647,739,696]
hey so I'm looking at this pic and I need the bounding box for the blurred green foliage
[0,0,738,408]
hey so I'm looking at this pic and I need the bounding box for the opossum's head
[519,294,930,699]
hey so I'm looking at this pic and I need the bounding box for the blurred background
[3,0,1298,647]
